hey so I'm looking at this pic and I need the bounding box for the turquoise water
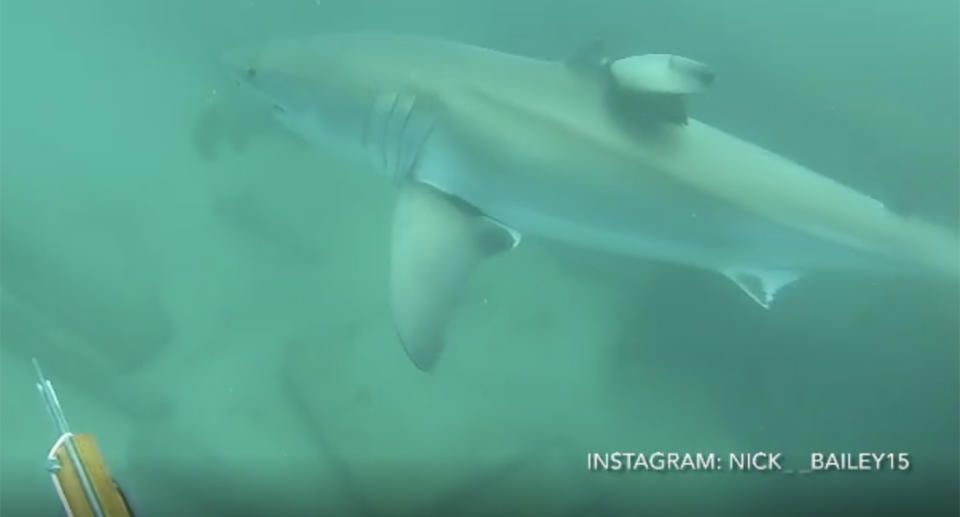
[1,1,957,515]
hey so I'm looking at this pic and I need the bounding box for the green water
[1,1,957,516]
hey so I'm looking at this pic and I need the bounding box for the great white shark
[213,32,959,371]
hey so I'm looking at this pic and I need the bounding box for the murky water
[1,1,957,515]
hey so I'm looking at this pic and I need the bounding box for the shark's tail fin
[901,217,960,280]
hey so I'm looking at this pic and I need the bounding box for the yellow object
[46,433,133,517]
[34,359,134,517]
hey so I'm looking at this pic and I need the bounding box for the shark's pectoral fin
[722,268,800,309]
[390,183,520,371]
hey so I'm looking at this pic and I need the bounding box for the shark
[214,32,959,371]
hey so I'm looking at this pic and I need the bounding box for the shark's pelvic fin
[390,183,520,371]
[722,268,801,309]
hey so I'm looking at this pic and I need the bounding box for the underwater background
[1,0,957,515]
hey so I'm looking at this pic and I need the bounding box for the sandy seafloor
[1,0,958,515]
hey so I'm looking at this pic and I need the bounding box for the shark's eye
[245,67,257,79]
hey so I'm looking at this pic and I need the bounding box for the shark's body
[219,33,959,370]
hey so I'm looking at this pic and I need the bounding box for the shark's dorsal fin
[610,55,714,95]
[605,54,714,127]
[391,182,520,371]
[722,268,800,309]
